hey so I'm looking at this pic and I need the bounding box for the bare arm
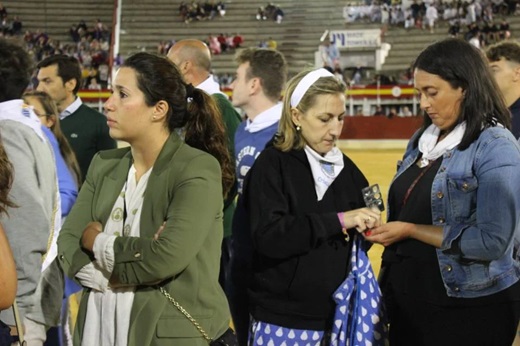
[0,223,17,310]
[364,221,443,248]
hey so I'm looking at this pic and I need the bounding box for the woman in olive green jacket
[57,52,233,346]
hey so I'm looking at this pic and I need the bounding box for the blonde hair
[23,91,82,186]
[275,69,346,152]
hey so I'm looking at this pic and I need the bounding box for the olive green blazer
[57,133,230,345]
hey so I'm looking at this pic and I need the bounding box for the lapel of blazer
[130,133,184,327]
[97,150,133,225]
[139,132,183,236]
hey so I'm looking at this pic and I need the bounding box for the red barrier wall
[340,116,423,139]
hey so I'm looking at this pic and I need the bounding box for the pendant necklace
[418,157,430,168]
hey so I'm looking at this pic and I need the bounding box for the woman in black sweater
[241,68,381,345]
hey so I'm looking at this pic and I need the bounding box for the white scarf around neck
[418,122,466,166]
[304,145,344,201]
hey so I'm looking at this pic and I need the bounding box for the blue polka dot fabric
[331,235,389,346]
[249,320,328,346]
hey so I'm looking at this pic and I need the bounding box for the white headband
[290,68,335,108]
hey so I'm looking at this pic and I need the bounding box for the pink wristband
[337,212,346,229]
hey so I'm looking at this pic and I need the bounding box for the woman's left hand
[81,221,103,251]
[363,221,413,247]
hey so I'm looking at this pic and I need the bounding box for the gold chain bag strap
[159,287,213,344]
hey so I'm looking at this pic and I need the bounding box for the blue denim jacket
[390,126,520,298]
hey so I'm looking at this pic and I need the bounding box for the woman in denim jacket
[365,38,520,345]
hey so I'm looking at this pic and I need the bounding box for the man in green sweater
[36,55,116,181]
[168,39,241,296]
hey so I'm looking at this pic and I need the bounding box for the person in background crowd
[24,91,80,206]
[0,38,58,346]
[367,38,520,346]
[167,38,240,306]
[22,91,79,346]
[486,41,520,139]
[36,55,116,180]
[229,47,288,345]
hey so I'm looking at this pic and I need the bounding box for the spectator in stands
[217,33,228,52]
[229,47,288,346]
[0,140,17,311]
[410,0,421,25]
[57,52,235,346]
[157,41,168,55]
[351,66,363,85]
[469,31,481,49]
[368,38,520,346]
[233,33,244,48]
[257,6,267,20]
[167,38,241,306]
[10,16,21,36]
[225,33,235,51]
[94,19,108,41]
[425,3,438,33]
[405,13,415,29]
[179,1,189,21]
[274,6,285,24]
[381,5,390,34]
[114,53,124,67]
[319,38,340,71]
[0,38,58,346]
[267,36,277,50]
[88,78,101,90]
[217,1,226,16]
[387,106,398,118]
[0,3,6,19]
[69,24,80,42]
[399,105,413,117]
[487,41,520,139]
[77,19,87,34]
[0,15,8,36]
[333,66,347,85]
[96,62,108,88]
[208,34,221,54]
[498,17,510,40]
[467,0,477,24]
[373,105,385,116]
[265,2,276,18]
[448,18,461,37]
[203,1,217,20]
[36,55,116,180]
[506,0,519,14]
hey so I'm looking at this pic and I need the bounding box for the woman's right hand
[342,207,381,233]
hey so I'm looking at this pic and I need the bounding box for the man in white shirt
[167,39,241,314]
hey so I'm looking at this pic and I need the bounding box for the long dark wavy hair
[412,38,511,150]
[122,52,234,198]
